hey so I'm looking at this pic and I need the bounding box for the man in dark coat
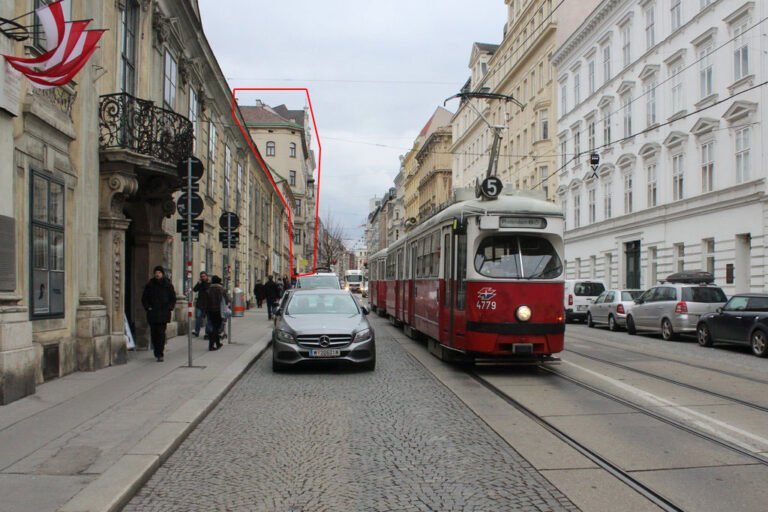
[253,279,266,308]
[205,275,229,350]
[264,275,280,320]
[141,266,177,362]
[192,271,209,336]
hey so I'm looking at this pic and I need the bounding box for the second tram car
[369,189,565,362]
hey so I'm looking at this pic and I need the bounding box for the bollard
[232,287,245,317]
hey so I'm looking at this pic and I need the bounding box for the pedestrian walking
[192,271,209,336]
[264,275,280,320]
[282,275,290,291]
[253,279,266,308]
[141,265,176,362]
[205,275,229,350]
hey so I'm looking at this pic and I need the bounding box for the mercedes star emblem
[318,335,331,348]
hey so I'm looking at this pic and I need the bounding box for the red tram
[369,190,565,362]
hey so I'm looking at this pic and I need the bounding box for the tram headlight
[516,305,532,322]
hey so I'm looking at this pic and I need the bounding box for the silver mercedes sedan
[271,289,375,371]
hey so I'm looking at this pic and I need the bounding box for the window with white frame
[733,20,750,81]
[603,109,612,145]
[699,43,713,98]
[672,153,684,200]
[670,60,684,113]
[560,83,567,113]
[588,59,595,94]
[621,23,631,67]
[188,89,198,154]
[703,238,715,275]
[224,146,231,208]
[622,94,632,138]
[289,142,297,158]
[646,81,657,126]
[670,0,681,31]
[602,45,611,82]
[561,139,567,168]
[588,187,596,223]
[163,49,177,111]
[674,243,685,272]
[603,179,613,219]
[588,119,596,152]
[700,141,714,192]
[540,166,549,197]
[539,109,549,140]
[289,170,296,186]
[700,0,713,10]
[573,129,581,163]
[623,172,633,213]
[207,121,216,195]
[266,141,275,156]
[647,164,657,207]
[562,196,568,229]
[31,170,65,318]
[736,126,751,182]
[573,193,581,228]
[539,61,544,89]
[644,3,656,49]
[236,163,242,213]
[574,72,581,105]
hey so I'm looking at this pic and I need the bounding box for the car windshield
[682,287,727,303]
[346,275,362,282]
[297,276,340,289]
[574,282,605,296]
[622,291,643,301]
[286,294,359,315]
[474,235,562,279]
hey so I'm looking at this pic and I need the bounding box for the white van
[565,280,606,323]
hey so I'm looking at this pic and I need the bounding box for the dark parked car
[272,289,375,371]
[696,294,768,357]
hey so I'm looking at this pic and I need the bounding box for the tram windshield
[474,235,562,279]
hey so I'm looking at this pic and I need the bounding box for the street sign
[176,219,204,234]
[218,212,240,230]
[180,233,200,242]
[480,176,503,198]
[177,156,204,181]
[177,192,204,218]
[218,231,240,242]
[180,181,200,193]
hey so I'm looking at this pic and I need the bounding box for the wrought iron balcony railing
[99,92,193,166]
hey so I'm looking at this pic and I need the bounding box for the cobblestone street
[125,322,579,512]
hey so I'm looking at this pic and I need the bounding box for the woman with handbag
[205,275,230,350]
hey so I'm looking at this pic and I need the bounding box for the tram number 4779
[475,300,497,310]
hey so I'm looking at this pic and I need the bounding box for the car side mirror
[716,307,723,314]
[361,306,370,315]
[274,308,282,317]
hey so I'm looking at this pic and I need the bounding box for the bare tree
[318,214,347,268]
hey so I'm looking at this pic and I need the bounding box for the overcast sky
[199,0,506,240]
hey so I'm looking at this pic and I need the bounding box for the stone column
[93,170,137,369]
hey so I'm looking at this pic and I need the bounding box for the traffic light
[332,259,337,265]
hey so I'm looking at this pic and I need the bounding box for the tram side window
[475,235,563,279]
[456,234,467,310]
[432,232,440,277]
[417,238,425,278]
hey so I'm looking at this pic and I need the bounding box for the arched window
[266,141,275,156]
[289,142,296,158]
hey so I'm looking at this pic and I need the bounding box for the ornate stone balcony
[98,92,193,167]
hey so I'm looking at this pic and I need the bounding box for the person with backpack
[205,275,229,350]
[264,275,280,320]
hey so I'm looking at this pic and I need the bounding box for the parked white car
[587,289,644,331]
[564,280,606,323]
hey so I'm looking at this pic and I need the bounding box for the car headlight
[275,329,296,343]
[516,305,532,322]
[353,328,372,342]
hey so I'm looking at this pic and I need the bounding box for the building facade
[552,0,766,294]
[0,0,290,405]
[416,126,453,220]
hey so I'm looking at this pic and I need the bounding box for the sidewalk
[0,309,274,512]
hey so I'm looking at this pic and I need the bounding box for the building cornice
[552,0,622,67]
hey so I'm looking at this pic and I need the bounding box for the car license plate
[577,305,588,311]
[309,349,341,358]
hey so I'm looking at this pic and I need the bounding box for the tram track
[564,347,768,415]
[566,331,768,386]
[467,369,686,512]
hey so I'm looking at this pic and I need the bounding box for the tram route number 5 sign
[479,176,503,199]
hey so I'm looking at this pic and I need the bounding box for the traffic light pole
[186,158,193,367]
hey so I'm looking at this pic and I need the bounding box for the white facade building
[552,0,766,295]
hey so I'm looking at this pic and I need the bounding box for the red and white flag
[1,0,104,89]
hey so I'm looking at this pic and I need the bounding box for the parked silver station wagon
[272,289,375,371]
[626,272,727,340]
[587,289,644,331]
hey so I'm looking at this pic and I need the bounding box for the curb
[57,338,271,512]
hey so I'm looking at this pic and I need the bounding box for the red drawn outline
[231,88,321,278]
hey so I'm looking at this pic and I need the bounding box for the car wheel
[661,319,677,341]
[608,315,618,332]
[751,330,768,358]
[587,313,595,328]
[360,359,376,371]
[626,315,636,335]
[697,323,713,347]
